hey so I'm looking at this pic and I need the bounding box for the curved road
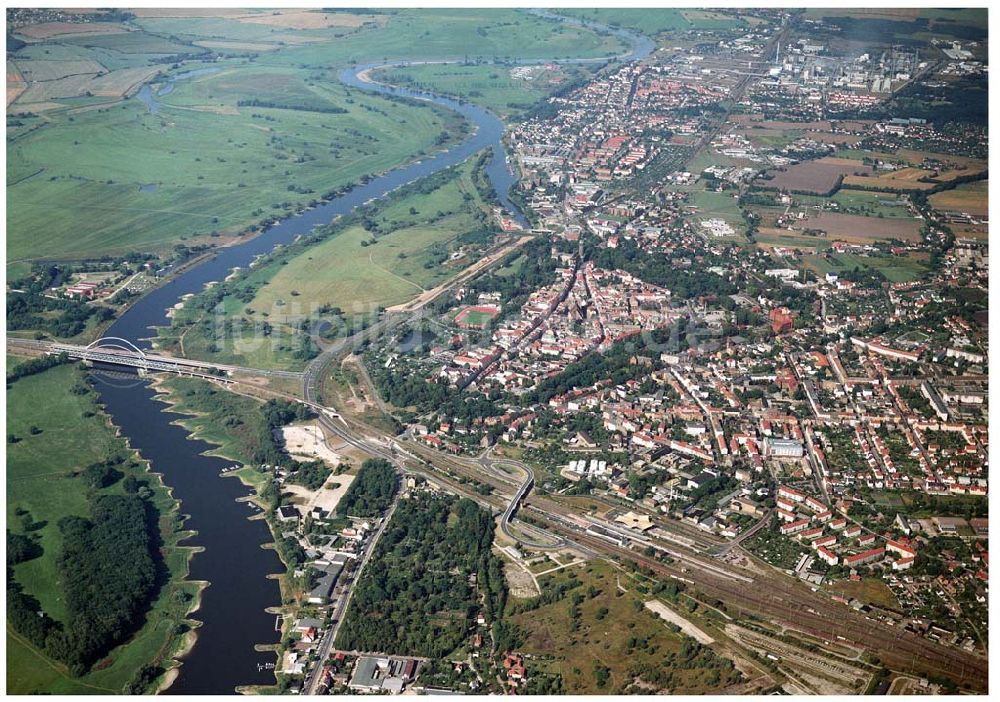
[490,458,566,550]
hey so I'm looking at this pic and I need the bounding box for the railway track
[550,526,986,689]
[302,399,986,690]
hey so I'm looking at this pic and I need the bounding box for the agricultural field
[56,30,195,55]
[755,229,826,253]
[802,211,922,242]
[373,62,591,120]
[731,119,871,149]
[555,8,744,34]
[780,191,915,221]
[157,153,498,371]
[835,149,987,194]
[802,7,987,45]
[843,171,939,192]
[948,222,989,242]
[929,180,988,217]
[129,11,367,50]
[762,210,923,245]
[798,252,929,284]
[7,63,465,264]
[7,61,27,105]
[506,561,743,694]
[12,21,132,40]
[828,191,914,218]
[15,65,162,103]
[6,361,197,694]
[756,157,874,195]
[13,57,105,82]
[731,116,875,132]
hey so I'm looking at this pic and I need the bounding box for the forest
[335,493,506,658]
[286,459,331,491]
[336,458,397,517]
[591,239,736,300]
[7,494,157,675]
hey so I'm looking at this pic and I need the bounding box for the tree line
[6,352,70,384]
[336,458,397,517]
[7,494,157,676]
[237,99,348,114]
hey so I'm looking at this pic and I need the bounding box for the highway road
[489,457,566,550]
[303,490,402,695]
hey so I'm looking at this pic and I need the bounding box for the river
[94,15,651,694]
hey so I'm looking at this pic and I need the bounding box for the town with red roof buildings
[4,5,991,698]
[360,8,988,692]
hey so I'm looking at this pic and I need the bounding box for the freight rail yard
[312,404,987,693]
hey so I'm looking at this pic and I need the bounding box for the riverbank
[147,375,314,691]
[5,362,201,694]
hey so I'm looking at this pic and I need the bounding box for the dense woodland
[285,459,331,491]
[7,495,157,675]
[335,492,505,658]
[336,458,397,517]
[591,239,736,300]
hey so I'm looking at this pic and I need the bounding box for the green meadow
[8,9,622,268]
[555,8,744,35]
[158,152,497,371]
[8,64,464,263]
[251,9,628,68]
[799,252,929,283]
[374,62,591,120]
[6,361,199,694]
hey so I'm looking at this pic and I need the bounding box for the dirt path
[6,627,118,693]
[384,235,532,313]
[368,249,425,293]
[644,599,715,645]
